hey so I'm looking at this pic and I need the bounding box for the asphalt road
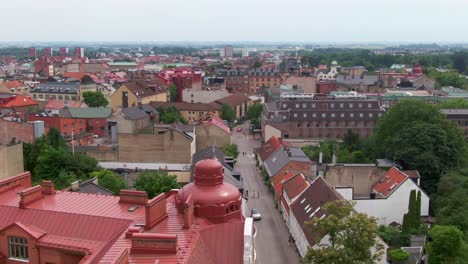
[232,123,300,264]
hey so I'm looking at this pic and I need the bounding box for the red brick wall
[86,118,107,137]
[28,116,87,137]
[0,120,35,144]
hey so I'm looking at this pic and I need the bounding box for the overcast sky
[2,0,467,43]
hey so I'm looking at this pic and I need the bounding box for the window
[359,113,364,118]
[350,113,354,118]
[321,113,326,118]
[312,113,317,118]
[330,103,335,108]
[349,103,354,108]
[331,113,336,118]
[8,236,28,260]
[293,113,297,118]
[339,103,344,108]
[282,115,287,120]
[358,103,363,108]
[369,113,373,118]
[340,113,345,118]
[311,103,316,108]
[302,103,307,108]
[297,123,302,127]
[368,103,372,108]
[295,103,299,108]
[303,113,307,118]
[282,103,287,108]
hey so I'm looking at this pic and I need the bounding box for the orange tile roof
[0,94,38,108]
[282,173,309,200]
[1,80,23,89]
[256,136,282,161]
[373,167,408,197]
[274,171,295,198]
[64,72,87,79]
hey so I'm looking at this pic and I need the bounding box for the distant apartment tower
[74,47,84,58]
[224,45,233,58]
[59,47,68,57]
[242,49,250,58]
[29,48,37,58]
[44,47,53,57]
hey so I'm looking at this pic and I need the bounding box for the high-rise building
[242,49,250,57]
[28,48,37,58]
[224,45,233,58]
[44,47,53,57]
[74,47,84,58]
[59,47,68,57]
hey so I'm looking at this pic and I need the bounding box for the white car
[251,208,261,220]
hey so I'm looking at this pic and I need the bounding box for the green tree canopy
[220,104,236,123]
[82,91,108,107]
[388,249,410,262]
[428,225,464,264]
[222,144,240,159]
[428,69,466,88]
[246,103,263,128]
[134,171,179,199]
[91,169,128,195]
[438,98,468,109]
[372,101,467,194]
[169,84,178,102]
[302,200,384,264]
[435,169,468,233]
[157,106,187,124]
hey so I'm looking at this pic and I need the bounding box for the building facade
[262,94,384,141]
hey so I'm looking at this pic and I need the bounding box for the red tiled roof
[373,167,408,197]
[45,99,83,109]
[282,173,309,200]
[274,171,295,198]
[256,136,282,161]
[213,93,250,106]
[64,72,87,80]
[0,94,38,108]
[1,80,23,89]
[200,113,231,134]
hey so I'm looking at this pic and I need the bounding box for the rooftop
[31,82,79,94]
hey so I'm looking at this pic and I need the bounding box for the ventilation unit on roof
[388,183,398,191]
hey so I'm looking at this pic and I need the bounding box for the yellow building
[111,80,167,111]
[0,143,24,181]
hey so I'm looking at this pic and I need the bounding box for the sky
[2,0,468,43]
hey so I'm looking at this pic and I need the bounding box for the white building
[182,89,230,104]
[317,61,339,80]
[335,167,430,225]
[288,177,388,263]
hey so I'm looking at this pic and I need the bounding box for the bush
[389,249,410,262]
[134,171,179,199]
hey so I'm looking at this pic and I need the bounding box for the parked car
[236,127,243,132]
[251,208,261,220]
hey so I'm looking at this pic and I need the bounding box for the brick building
[261,94,384,141]
[441,109,468,137]
[216,69,248,93]
[248,68,282,94]
[0,118,44,144]
[30,82,80,101]
[0,158,252,264]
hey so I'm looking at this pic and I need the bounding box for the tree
[157,106,187,124]
[302,200,384,264]
[388,249,410,262]
[91,169,127,195]
[438,98,468,109]
[82,91,108,107]
[246,103,263,128]
[372,101,467,194]
[428,225,464,264]
[343,129,360,151]
[134,171,179,199]
[378,225,410,248]
[169,84,178,102]
[220,104,236,123]
[435,169,468,233]
[427,69,465,88]
[222,144,239,159]
[402,190,421,233]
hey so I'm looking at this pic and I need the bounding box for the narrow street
[232,123,300,264]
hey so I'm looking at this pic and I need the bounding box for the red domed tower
[412,63,423,75]
[177,159,242,223]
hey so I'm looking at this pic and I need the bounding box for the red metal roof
[1,80,23,89]
[64,72,87,79]
[373,167,408,197]
[0,94,38,108]
[0,171,244,264]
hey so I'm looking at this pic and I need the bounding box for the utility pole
[72,129,75,156]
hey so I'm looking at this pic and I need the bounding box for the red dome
[412,63,423,74]
[177,159,242,223]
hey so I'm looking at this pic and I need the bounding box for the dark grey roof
[68,177,115,195]
[336,75,378,85]
[121,107,149,120]
[191,146,243,190]
[31,82,79,94]
[263,147,310,177]
[140,104,158,115]
[174,123,195,133]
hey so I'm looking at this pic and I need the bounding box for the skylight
[300,198,306,204]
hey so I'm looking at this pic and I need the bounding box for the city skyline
[2,0,468,43]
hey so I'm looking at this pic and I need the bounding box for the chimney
[120,190,148,205]
[19,185,43,209]
[319,152,323,164]
[70,180,80,191]
[41,180,56,195]
[183,194,194,229]
[370,192,376,199]
[125,226,143,238]
[131,233,177,254]
[145,193,167,230]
